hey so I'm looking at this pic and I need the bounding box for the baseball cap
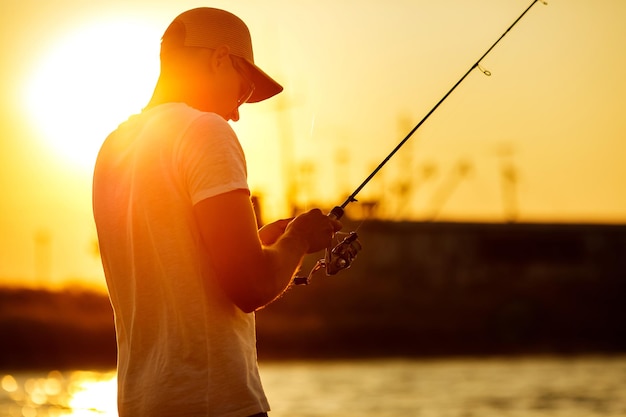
[168,7,283,103]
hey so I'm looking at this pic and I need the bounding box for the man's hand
[258,218,292,246]
[283,209,343,254]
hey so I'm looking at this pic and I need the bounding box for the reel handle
[324,206,344,276]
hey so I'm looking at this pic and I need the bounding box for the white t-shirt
[93,103,270,417]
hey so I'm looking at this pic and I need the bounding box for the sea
[1,355,625,417]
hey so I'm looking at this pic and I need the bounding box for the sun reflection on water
[0,370,117,417]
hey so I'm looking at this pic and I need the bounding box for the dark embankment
[1,221,625,369]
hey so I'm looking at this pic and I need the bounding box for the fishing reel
[293,231,362,285]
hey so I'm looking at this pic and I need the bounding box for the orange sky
[0,0,625,289]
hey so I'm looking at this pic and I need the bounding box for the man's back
[93,103,269,417]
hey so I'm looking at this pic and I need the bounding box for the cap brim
[239,59,283,103]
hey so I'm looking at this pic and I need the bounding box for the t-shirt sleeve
[176,113,249,205]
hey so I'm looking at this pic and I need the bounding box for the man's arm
[193,189,341,313]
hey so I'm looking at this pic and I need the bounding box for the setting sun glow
[23,19,161,170]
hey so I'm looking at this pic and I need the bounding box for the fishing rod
[294,0,547,285]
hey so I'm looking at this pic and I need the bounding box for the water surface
[1,356,625,416]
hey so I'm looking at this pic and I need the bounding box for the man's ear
[211,45,231,70]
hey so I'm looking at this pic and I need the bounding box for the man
[93,7,341,417]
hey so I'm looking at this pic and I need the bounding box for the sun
[24,18,162,170]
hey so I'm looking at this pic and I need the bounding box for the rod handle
[328,206,344,220]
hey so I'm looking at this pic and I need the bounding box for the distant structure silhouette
[426,159,472,221]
